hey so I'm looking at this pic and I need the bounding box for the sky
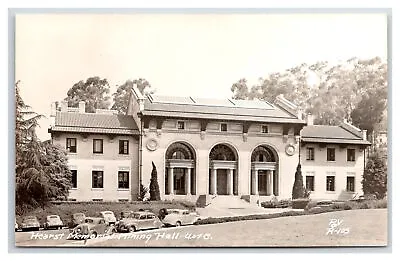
[15,13,388,141]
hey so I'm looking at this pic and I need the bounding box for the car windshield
[85,219,94,223]
[24,217,37,222]
[103,212,114,216]
[128,213,141,219]
[49,216,59,219]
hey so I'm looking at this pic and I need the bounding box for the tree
[292,163,305,199]
[149,161,161,201]
[138,183,149,201]
[111,78,153,114]
[362,153,387,199]
[65,76,111,113]
[15,82,71,213]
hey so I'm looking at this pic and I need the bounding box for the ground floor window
[326,176,335,191]
[71,170,77,188]
[346,176,355,192]
[306,176,315,191]
[118,171,129,189]
[92,171,104,188]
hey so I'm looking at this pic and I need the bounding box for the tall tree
[362,153,387,199]
[292,163,305,199]
[149,161,161,201]
[111,78,152,114]
[65,76,111,113]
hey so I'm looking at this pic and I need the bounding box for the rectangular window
[261,125,269,133]
[326,176,335,191]
[93,139,103,154]
[119,140,129,155]
[66,138,77,153]
[327,148,335,161]
[92,171,104,188]
[221,123,227,132]
[306,147,315,161]
[306,176,315,191]
[71,170,77,188]
[118,171,129,189]
[347,176,355,192]
[177,121,185,130]
[347,149,356,161]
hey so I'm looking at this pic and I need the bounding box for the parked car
[43,215,64,230]
[68,217,113,240]
[116,211,163,233]
[119,211,134,221]
[100,211,117,225]
[68,213,86,228]
[161,209,201,227]
[20,216,40,231]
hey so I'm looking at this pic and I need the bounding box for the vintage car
[68,213,86,228]
[100,211,117,225]
[161,209,201,227]
[20,216,40,231]
[43,215,64,230]
[68,217,114,240]
[116,211,163,233]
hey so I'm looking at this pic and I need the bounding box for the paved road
[15,209,387,247]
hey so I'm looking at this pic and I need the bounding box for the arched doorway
[250,145,279,196]
[209,144,238,195]
[165,142,196,195]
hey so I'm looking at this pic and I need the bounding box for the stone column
[168,167,174,195]
[268,170,274,196]
[185,168,191,195]
[227,169,234,195]
[252,170,258,195]
[210,168,217,195]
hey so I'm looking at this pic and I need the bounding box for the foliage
[305,199,387,212]
[362,153,387,199]
[261,199,292,208]
[65,76,111,113]
[111,78,153,114]
[149,162,161,201]
[15,82,71,213]
[292,163,306,199]
[292,199,310,209]
[138,183,149,201]
[231,57,387,131]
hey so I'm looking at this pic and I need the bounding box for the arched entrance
[251,145,279,196]
[209,144,238,195]
[165,142,196,195]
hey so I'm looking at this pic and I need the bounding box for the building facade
[49,87,370,204]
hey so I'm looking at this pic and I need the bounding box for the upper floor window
[306,147,315,161]
[118,171,129,189]
[347,149,355,161]
[66,138,77,153]
[119,140,129,155]
[177,121,185,130]
[261,125,269,133]
[326,176,335,191]
[92,171,103,188]
[220,123,227,132]
[71,170,77,188]
[327,148,335,161]
[93,139,103,154]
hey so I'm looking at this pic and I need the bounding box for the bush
[261,199,292,209]
[362,153,387,199]
[292,199,310,209]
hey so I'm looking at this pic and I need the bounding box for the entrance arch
[208,144,238,195]
[250,145,279,196]
[165,142,196,195]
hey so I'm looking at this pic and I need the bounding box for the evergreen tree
[292,163,305,199]
[149,162,161,201]
[362,153,387,199]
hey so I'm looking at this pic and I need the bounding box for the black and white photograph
[12,10,389,249]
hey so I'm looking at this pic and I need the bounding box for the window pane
[347,176,355,192]
[93,139,103,153]
[221,123,227,132]
[71,170,77,188]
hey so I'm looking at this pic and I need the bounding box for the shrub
[362,153,387,199]
[292,163,305,200]
[149,162,161,201]
[292,198,310,209]
[305,201,318,211]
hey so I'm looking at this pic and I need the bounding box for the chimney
[362,130,367,141]
[79,101,86,113]
[307,113,314,126]
[61,101,68,112]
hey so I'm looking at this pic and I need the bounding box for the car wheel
[128,226,136,233]
[175,221,181,227]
